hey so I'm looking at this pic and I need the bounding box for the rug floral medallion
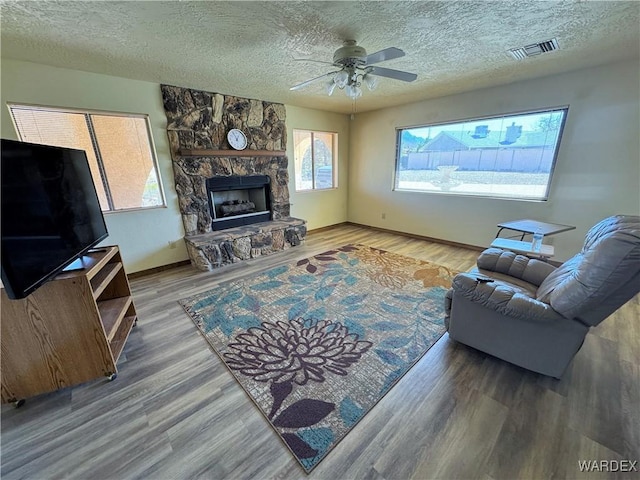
[179,244,456,472]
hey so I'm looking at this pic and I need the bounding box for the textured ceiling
[1,1,638,114]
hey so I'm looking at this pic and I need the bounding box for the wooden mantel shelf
[178,149,285,157]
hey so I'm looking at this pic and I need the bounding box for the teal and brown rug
[179,244,456,472]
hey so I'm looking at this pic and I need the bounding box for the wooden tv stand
[1,246,137,405]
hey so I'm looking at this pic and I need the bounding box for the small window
[395,107,568,200]
[8,104,165,212]
[293,129,337,191]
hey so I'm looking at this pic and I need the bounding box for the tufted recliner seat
[444,215,640,378]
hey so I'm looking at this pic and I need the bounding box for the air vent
[509,38,559,60]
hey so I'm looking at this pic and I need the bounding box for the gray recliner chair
[444,215,640,378]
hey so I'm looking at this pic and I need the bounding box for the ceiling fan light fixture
[346,84,362,100]
[334,70,349,89]
[364,74,378,91]
[326,81,337,96]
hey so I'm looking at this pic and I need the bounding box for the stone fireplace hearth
[161,85,307,270]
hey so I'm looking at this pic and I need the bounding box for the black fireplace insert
[206,175,272,231]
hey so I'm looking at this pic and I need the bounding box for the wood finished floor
[2,224,638,480]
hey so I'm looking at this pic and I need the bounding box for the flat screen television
[1,139,109,300]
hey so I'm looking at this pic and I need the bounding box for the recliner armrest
[452,272,564,322]
[477,248,556,287]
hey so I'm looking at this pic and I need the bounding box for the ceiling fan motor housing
[333,40,367,67]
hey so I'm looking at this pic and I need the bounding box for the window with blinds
[8,105,165,212]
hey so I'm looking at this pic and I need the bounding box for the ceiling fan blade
[364,47,405,65]
[369,66,417,82]
[290,71,338,91]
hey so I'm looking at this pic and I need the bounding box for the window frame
[7,102,166,213]
[393,106,569,201]
[293,129,338,192]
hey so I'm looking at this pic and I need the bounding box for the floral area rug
[179,244,456,472]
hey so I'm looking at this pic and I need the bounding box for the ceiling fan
[290,40,417,99]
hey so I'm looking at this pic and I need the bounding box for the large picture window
[395,107,568,200]
[9,104,165,212]
[293,129,337,191]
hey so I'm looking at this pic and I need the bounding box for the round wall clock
[227,128,248,150]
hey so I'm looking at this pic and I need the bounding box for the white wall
[348,59,640,261]
[286,105,350,229]
[1,59,350,271]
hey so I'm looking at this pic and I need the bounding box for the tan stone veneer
[160,84,306,270]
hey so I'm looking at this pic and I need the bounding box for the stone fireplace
[161,85,307,270]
